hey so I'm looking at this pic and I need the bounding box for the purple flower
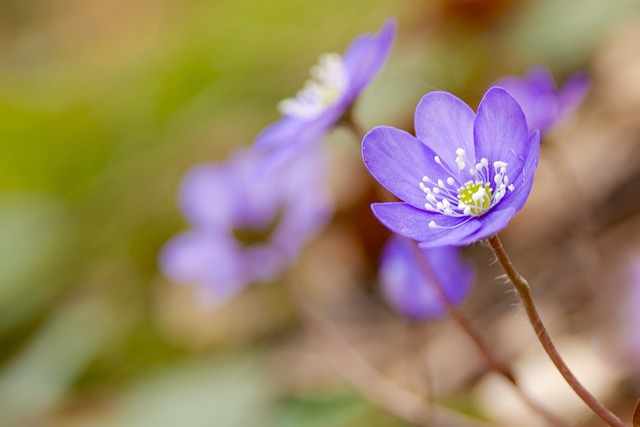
[493,67,589,136]
[362,87,540,247]
[159,148,331,306]
[379,237,474,321]
[623,259,640,359]
[254,19,397,167]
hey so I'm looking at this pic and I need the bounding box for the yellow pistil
[458,182,492,216]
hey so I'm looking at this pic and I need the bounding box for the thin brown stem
[407,239,570,427]
[406,240,516,383]
[487,234,626,427]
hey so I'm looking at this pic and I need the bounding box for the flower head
[493,67,589,136]
[379,237,474,321]
[362,87,540,247]
[254,19,396,167]
[159,148,331,306]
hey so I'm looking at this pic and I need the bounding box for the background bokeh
[2,0,640,426]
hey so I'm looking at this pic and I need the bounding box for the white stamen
[277,52,349,120]
[416,148,517,224]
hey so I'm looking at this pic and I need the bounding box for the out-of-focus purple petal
[494,67,589,135]
[474,87,530,177]
[179,163,234,229]
[380,237,474,321]
[558,73,590,119]
[342,18,397,96]
[629,261,640,357]
[254,18,396,167]
[254,113,332,153]
[494,67,558,134]
[159,231,246,307]
[271,147,332,256]
[163,145,331,302]
[363,126,442,209]
[414,91,476,178]
[372,202,482,246]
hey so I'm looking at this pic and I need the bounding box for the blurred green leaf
[99,355,275,427]
[0,194,75,334]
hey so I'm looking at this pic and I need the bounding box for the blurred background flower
[379,238,474,321]
[2,1,640,426]
[493,66,589,136]
[160,146,330,306]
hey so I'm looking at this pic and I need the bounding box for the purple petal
[271,147,332,255]
[380,237,474,321]
[179,163,234,229]
[342,18,397,96]
[493,67,589,136]
[242,244,288,283]
[474,87,530,178]
[362,126,446,209]
[558,73,589,119]
[414,91,476,177]
[495,68,558,134]
[159,231,246,306]
[371,202,482,246]
[253,114,330,152]
[467,206,517,242]
[496,130,541,213]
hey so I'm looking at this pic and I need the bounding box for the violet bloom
[379,237,474,321]
[159,148,331,306]
[362,87,540,247]
[254,19,396,166]
[623,259,640,360]
[493,67,589,136]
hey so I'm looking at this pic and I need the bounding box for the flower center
[457,181,492,216]
[418,148,515,228]
[277,53,349,120]
[232,211,282,247]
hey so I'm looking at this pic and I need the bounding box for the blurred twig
[284,275,497,427]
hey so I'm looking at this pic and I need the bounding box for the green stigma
[458,182,493,216]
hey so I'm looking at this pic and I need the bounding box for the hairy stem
[407,239,569,427]
[487,234,626,427]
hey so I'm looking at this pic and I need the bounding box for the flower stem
[407,239,570,427]
[487,234,626,427]
[406,240,515,383]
